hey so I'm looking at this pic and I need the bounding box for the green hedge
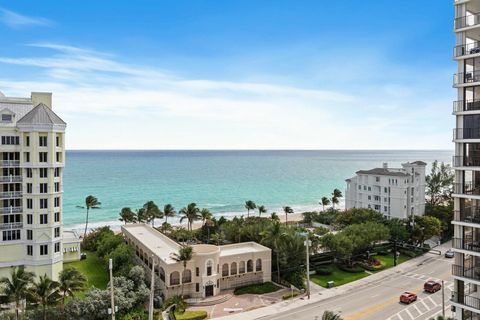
[337,264,364,273]
[282,292,300,300]
[234,282,281,295]
[174,310,208,320]
[314,267,332,276]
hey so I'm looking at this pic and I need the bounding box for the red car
[400,292,417,304]
[424,280,441,293]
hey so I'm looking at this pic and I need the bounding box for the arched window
[222,263,229,277]
[159,267,165,282]
[182,269,192,283]
[256,259,262,271]
[231,262,237,275]
[239,261,245,274]
[206,260,213,276]
[170,271,180,286]
[247,259,253,272]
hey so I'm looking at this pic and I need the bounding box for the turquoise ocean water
[63,150,453,230]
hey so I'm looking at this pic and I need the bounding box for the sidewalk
[213,242,451,319]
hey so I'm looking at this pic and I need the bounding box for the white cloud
[0,8,51,28]
[0,44,453,150]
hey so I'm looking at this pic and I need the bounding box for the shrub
[283,271,306,290]
[233,282,280,295]
[282,292,300,300]
[314,267,332,276]
[81,226,114,251]
[314,226,330,236]
[163,295,187,313]
[174,310,208,320]
[337,264,364,273]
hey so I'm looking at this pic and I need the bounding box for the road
[262,253,454,320]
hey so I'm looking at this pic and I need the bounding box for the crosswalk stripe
[405,309,414,320]
[421,300,430,311]
[413,304,423,315]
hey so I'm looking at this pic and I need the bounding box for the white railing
[0,191,22,199]
[0,176,22,183]
[0,207,22,214]
[0,222,23,230]
[0,160,20,167]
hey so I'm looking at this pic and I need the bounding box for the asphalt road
[262,253,454,320]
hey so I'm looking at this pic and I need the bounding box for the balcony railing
[455,13,480,30]
[453,156,480,167]
[453,237,480,253]
[453,99,480,113]
[452,264,480,281]
[0,176,22,183]
[0,222,23,230]
[455,208,480,223]
[455,42,480,57]
[0,191,22,199]
[453,128,480,140]
[454,71,480,85]
[452,293,480,310]
[0,207,22,214]
[453,182,480,195]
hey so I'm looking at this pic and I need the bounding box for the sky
[0,1,455,150]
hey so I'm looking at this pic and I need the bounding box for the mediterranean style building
[122,223,271,299]
[345,161,426,219]
[0,91,71,281]
[452,1,480,319]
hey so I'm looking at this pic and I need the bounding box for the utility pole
[305,234,311,299]
[393,239,397,267]
[442,280,445,318]
[149,255,155,320]
[109,258,116,320]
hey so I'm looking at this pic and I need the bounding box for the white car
[445,249,454,258]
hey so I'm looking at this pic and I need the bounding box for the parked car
[400,292,417,304]
[424,280,441,293]
[445,249,454,258]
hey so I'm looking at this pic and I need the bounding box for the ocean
[63,150,453,230]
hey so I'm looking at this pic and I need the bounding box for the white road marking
[421,300,430,310]
[405,309,414,319]
[413,303,423,315]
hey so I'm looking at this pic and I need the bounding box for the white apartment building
[122,223,271,299]
[0,91,68,281]
[345,161,426,219]
[451,1,480,319]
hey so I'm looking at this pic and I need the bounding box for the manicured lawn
[233,282,281,295]
[310,265,369,288]
[174,310,208,320]
[64,250,109,290]
[375,253,411,269]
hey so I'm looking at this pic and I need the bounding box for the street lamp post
[109,258,116,320]
[304,234,311,300]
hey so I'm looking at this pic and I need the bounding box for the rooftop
[356,168,409,177]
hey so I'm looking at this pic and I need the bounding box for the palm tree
[205,218,214,243]
[245,200,256,218]
[261,221,285,282]
[136,207,149,223]
[320,197,331,211]
[28,274,60,320]
[331,196,339,209]
[257,205,267,217]
[143,201,163,227]
[163,204,176,224]
[322,310,343,320]
[119,207,136,224]
[83,195,101,238]
[283,206,294,226]
[0,266,35,320]
[170,246,193,296]
[58,267,86,311]
[271,212,280,221]
[211,232,224,245]
[179,203,201,231]
[200,208,213,226]
[331,189,342,209]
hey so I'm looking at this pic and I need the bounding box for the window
[27,199,33,209]
[247,259,253,272]
[25,168,32,178]
[56,152,62,162]
[40,214,48,224]
[27,245,33,256]
[54,168,60,177]
[54,197,60,207]
[374,205,380,210]
[375,177,380,182]
[27,214,33,224]
[1,136,19,145]
[170,271,180,285]
[239,261,245,273]
[39,136,47,147]
[40,199,48,209]
[54,212,60,222]
[196,283,199,292]
[374,196,380,201]
[56,135,60,147]
[363,186,367,190]
[27,229,33,240]
[368,195,371,200]
[1,114,12,122]
[25,135,30,147]
[40,245,48,256]
[256,259,262,271]
[182,269,192,283]
[54,182,60,192]
[368,186,371,191]
[40,168,47,178]
[207,261,213,276]
[24,152,30,163]
[40,183,48,193]
[3,230,20,241]
[384,187,388,193]
[358,185,361,190]
[39,152,48,163]
[384,206,388,212]
[222,263,229,277]
[230,262,237,275]
[54,227,60,238]
[26,183,32,194]
[196,267,199,277]
[54,242,60,253]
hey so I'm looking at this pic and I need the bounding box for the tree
[271,212,280,221]
[83,195,101,238]
[200,208,213,226]
[426,161,454,206]
[331,189,342,209]
[411,215,442,245]
[333,208,385,228]
[283,206,294,226]
[211,232,224,245]
[245,200,256,218]
[260,221,286,282]
[322,311,343,320]
[170,246,193,296]
[118,207,136,224]
[257,205,267,217]
[0,266,35,320]
[136,208,149,223]
[58,267,87,311]
[179,203,201,231]
[143,201,163,227]
[28,274,60,320]
[163,204,176,225]
[320,197,331,211]
[386,218,409,243]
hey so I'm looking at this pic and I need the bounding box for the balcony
[452,264,480,281]
[0,176,22,183]
[0,160,20,167]
[455,13,480,30]
[452,292,480,310]
[0,191,22,199]
[455,208,480,223]
[454,70,480,86]
[453,128,480,140]
[453,237,480,253]
[453,156,480,167]
[0,222,23,230]
[455,42,480,58]
[454,99,480,113]
[0,207,22,214]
